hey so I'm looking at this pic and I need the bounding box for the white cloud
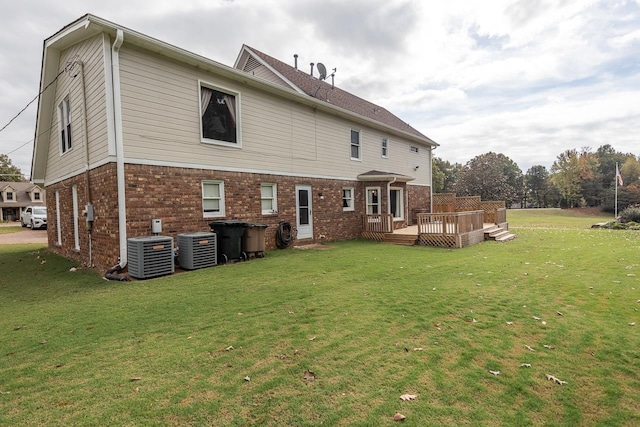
[0,0,639,177]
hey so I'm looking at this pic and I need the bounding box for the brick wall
[47,164,431,273]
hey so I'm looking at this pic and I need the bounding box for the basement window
[342,187,354,211]
[200,83,240,147]
[202,180,225,218]
[261,183,278,214]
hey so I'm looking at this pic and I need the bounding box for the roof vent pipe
[310,62,314,77]
[294,54,298,70]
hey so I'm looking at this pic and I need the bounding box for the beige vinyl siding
[46,34,109,182]
[117,44,432,185]
[247,64,291,89]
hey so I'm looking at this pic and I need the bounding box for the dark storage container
[209,220,247,263]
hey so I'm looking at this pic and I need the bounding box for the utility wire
[0,69,65,134]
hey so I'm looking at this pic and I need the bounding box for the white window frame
[342,187,355,211]
[72,185,80,250]
[198,81,242,148]
[350,129,361,161]
[202,180,225,218]
[366,187,381,214]
[58,96,72,154]
[389,187,404,220]
[261,183,278,215]
[34,192,41,201]
[381,138,388,158]
[6,191,13,201]
[55,190,61,246]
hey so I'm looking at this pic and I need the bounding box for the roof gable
[237,45,436,144]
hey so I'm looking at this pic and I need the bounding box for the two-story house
[0,182,45,222]
[31,14,439,273]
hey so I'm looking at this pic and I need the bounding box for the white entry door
[295,185,313,239]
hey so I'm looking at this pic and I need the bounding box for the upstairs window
[58,96,72,154]
[261,183,277,214]
[202,180,225,218]
[350,129,361,160]
[34,192,41,201]
[6,191,14,201]
[410,145,419,153]
[200,84,239,146]
[342,187,354,211]
[381,138,388,158]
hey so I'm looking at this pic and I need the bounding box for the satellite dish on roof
[317,63,327,80]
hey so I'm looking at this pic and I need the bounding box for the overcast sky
[1,0,639,179]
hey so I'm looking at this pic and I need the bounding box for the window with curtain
[342,187,354,211]
[200,85,239,145]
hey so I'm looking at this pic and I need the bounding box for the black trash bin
[209,220,248,263]
[243,222,268,258]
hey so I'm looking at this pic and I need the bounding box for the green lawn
[1,210,639,426]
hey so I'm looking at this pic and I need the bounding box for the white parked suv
[21,206,47,230]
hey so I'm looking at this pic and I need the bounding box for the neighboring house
[31,14,439,273]
[0,181,45,222]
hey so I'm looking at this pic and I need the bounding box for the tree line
[433,144,640,212]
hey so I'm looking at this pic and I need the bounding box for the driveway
[0,226,48,245]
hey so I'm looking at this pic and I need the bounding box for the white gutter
[111,29,127,268]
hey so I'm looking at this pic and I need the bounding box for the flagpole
[615,162,619,218]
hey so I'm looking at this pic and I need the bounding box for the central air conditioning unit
[177,232,217,270]
[127,236,174,279]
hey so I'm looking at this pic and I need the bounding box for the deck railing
[417,210,484,235]
[362,214,393,233]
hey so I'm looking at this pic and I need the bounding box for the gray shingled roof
[243,46,436,144]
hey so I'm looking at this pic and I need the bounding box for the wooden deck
[362,209,514,248]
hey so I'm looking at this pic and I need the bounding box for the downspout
[77,60,94,267]
[112,29,127,270]
[387,176,397,232]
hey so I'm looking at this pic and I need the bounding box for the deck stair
[382,233,418,246]
[484,225,516,242]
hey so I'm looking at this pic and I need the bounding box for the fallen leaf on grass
[225,345,234,351]
[308,336,317,341]
[0,391,11,395]
[489,370,500,376]
[129,377,142,382]
[40,340,48,345]
[520,363,532,368]
[557,311,563,316]
[629,322,636,326]
[543,345,555,350]
[133,387,140,392]
[244,376,251,382]
[545,374,567,385]
[302,370,315,381]
[393,412,406,421]
[506,321,514,326]
[400,394,417,401]
[237,313,243,316]
[58,401,70,406]
[525,345,536,352]
[413,348,423,351]
[69,267,77,272]
[277,354,287,359]
[533,316,541,320]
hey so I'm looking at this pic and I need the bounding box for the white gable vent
[127,236,174,279]
[177,232,217,270]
